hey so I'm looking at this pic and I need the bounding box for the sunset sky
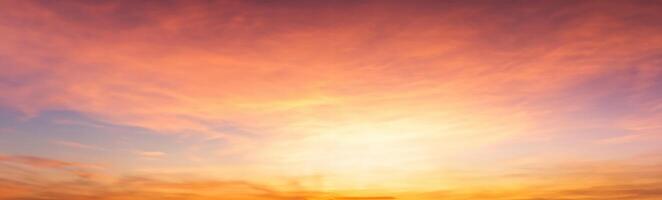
[1,0,662,199]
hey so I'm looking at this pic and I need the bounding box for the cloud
[1,158,662,200]
[1,0,660,138]
[0,155,87,169]
[137,151,166,158]
[401,161,662,200]
[51,140,104,151]
[0,172,326,200]
[0,154,103,180]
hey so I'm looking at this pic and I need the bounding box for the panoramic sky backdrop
[1,0,662,199]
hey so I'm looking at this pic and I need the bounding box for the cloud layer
[1,0,662,199]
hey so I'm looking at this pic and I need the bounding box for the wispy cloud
[51,140,104,151]
[137,151,166,159]
[0,159,661,200]
[0,154,104,180]
[0,154,86,169]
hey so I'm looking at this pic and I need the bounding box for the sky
[1,0,662,199]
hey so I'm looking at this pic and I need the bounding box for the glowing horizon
[1,1,662,199]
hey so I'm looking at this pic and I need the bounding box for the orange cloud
[1,155,661,200]
[0,154,88,169]
[2,0,659,138]
[137,151,166,159]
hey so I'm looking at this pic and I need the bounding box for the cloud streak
[1,155,662,200]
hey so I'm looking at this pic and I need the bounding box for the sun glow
[255,119,449,191]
